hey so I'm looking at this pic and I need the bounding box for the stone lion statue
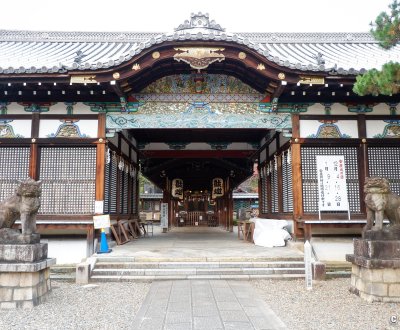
[364,177,400,234]
[0,179,42,236]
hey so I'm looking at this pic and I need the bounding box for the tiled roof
[0,13,398,76]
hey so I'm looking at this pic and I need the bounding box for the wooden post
[358,114,368,213]
[291,114,303,238]
[90,113,107,256]
[29,113,40,180]
[229,190,233,232]
[95,113,106,204]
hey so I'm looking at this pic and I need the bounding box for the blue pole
[98,228,112,253]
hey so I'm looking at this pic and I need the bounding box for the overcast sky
[0,0,393,33]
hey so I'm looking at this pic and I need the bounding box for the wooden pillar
[95,113,106,206]
[228,190,233,232]
[29,113,40,180]
[277,153,283,213]
[358,114,368,213]
[291,114,303,238]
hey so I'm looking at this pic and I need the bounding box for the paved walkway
[132,280,287,330]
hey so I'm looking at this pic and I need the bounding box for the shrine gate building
[1,13,400,254]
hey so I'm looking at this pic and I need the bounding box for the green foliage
[353,62,400,96]
[353,1,400,96]
[371,0,400,49]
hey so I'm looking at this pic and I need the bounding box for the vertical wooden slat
[358,114,368,213]
[277,153,283,213]
[291,114,303,238]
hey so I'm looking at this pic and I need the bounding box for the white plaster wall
[302,103,350,115]
[300,120,358,138]
[5,102,25,114]
[1,119,32,137]
[304,103,325,115]
[39,119,98,138]
[366,120,389,138]
[370,103,392,115]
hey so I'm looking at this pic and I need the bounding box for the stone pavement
[132,280,287,330]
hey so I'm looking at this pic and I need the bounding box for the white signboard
[93,214,111,229]
[316,155,349,212]
[160,203,168,229]
[94,200,104,214]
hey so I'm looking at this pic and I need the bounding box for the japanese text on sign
[316,155,349,211]
[172,178,184,199]
[212,178,224,199]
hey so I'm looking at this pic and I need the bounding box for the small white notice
[160,203,168,229]
[93,214,111,229]
[94,200,104,214]
[304,240,313,290]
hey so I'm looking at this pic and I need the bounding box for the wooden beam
[291,114,303,238]
[95,114,106,206]
[141,150,254,158]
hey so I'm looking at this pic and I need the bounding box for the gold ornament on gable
[173,47,225,70]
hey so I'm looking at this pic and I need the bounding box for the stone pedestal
[346,232,400,302]
[0,243,56,309]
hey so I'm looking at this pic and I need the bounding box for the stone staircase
[89,257,305,282]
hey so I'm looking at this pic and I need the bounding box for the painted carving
[18,102,56,112]
[173,48,225,70]
[308,120,351,138]
[0,179,42,236]
[139,74,259,95]
[363,177,400,235]
[0,120,23,138]
[48,119,88,138]
[106,113,291,130]
[373,120,400,138]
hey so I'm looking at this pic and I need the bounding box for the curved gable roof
[0,13,398,76]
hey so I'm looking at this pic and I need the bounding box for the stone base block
[352,238,400,260]
[0,243,48,263]
[0,258,56,309]
[349,263,400,302]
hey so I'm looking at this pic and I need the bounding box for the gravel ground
[0,281,150,330]
[252,278,400,330]
[1,279,399,330]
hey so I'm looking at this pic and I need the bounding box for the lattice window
[301,147,361,214]
[282,151,293,213]
[0,147,30,202]
[122,170,129,214]
[109,156,118,214]
[130,175,137,214]
[368,147,400,195]
[271,158,278,213]
[261,172,268,214]
[104,160,110,213]
[39,147,96,214]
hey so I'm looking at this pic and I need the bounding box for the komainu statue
[0,179,42,236]
[364,177,400,235]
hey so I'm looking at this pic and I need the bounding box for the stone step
[94,256,304,263]
[91,267,305,277]
[94,261,305,270]
[90,273,305,282]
